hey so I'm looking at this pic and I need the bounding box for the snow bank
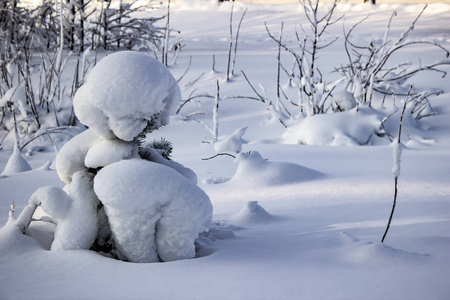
[283,107,385,146]
[229,151,323,187]
[73,51,181,141]
[94,159,212,263]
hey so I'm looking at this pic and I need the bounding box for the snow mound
[214,127,248,153]
[229,151,323,187]
[93,159,212,263]
[229,201,277,225]
[73,51,181,141]
[338,233,431,266]
[1,144,32,175]
[283,106,385,146]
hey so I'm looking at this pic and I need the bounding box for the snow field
[1,1,450,299]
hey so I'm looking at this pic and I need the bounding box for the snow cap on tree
[73,51,181,141]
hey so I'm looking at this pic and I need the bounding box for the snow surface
[1,2,450,300]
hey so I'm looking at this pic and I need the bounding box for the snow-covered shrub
[336,5,450,116]
[13,51,212,263]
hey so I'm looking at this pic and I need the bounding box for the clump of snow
[55,129,102,184]
[93,159,212,263]
[332,90,357,111]
[214,127,248,153]
[392,141,402,177]
[84,139,139,169]
[229,151,323,187]
[51,171,99,251]
[73,51,181,141]
[229,201,277,225]
[1,144,32,175]
[0,85,28,119]
[283,106,385,146]
[30,186,71,220]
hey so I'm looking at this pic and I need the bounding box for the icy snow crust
[73,51,181,141]
[94,159,213,262]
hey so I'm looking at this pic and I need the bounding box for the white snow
[73,51,181,141]
[93,159,212,262]
[1,2,450,300]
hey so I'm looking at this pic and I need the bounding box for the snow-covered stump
[94,159,212,263]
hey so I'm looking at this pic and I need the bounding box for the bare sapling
[381,86,412,243]
[231,7,247,76]
[265,0,342,117]
[226,1,234,81]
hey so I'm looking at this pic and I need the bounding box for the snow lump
[73,51,181,141]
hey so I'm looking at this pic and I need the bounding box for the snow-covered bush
[12,51,213,263]
[337,5,450,115]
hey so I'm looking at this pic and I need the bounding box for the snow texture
[93,159,212,262]
[55,129,102,184]
[73,51,181,141]
[84,138,139,169]
[229,151,323,187]
[1,144,32,175]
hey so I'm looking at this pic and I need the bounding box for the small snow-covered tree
[13,51,213,263]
